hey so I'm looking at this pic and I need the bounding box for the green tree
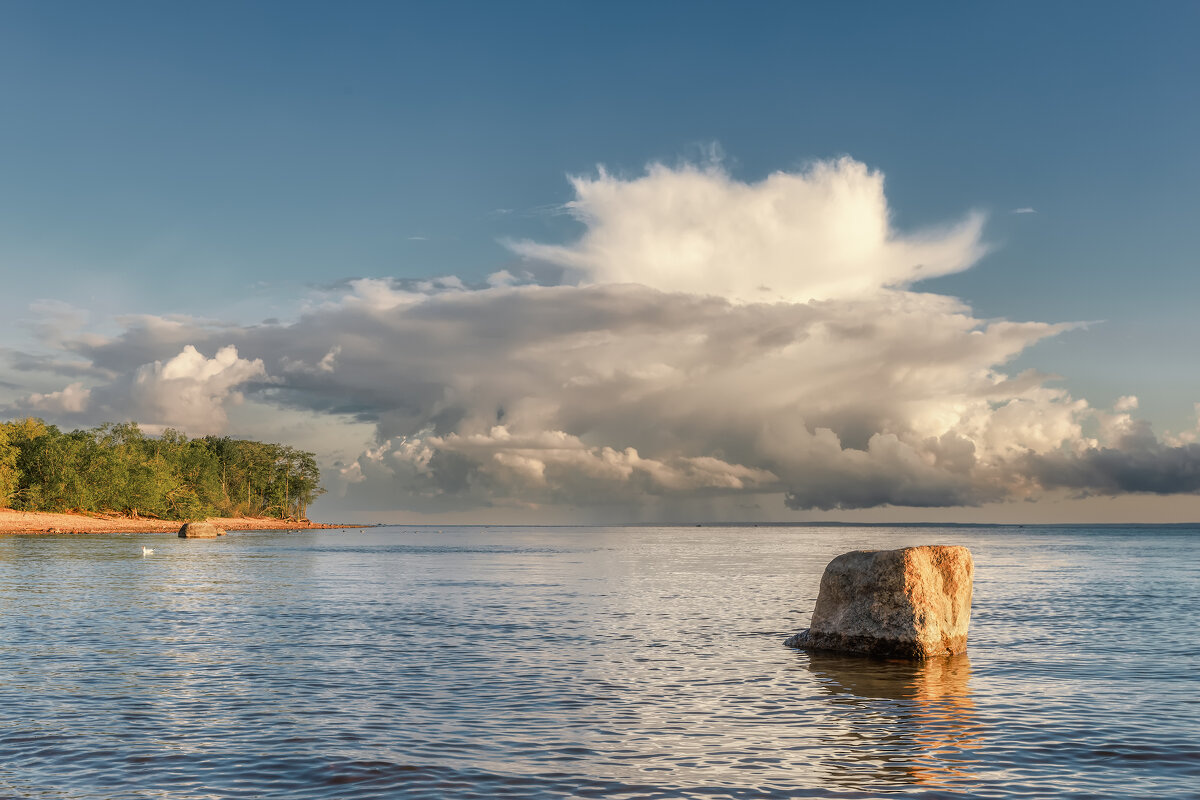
[3,418,50,510]
[0,417,324,521]
[0,425,17,508]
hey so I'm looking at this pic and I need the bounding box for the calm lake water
[0,524,1197,799]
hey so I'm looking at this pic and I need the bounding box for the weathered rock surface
[784,545,973,659]
[178,521,227,538]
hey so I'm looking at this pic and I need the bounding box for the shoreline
[0,508,368,535]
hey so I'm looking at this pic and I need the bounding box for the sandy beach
[0,508,366,535]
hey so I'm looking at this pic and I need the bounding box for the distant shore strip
[0,509,367,535]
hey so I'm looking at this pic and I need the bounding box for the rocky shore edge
[0,508,368,535]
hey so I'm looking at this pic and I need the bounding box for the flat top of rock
[848,544,970,558]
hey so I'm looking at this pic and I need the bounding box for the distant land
[0,508,364,535]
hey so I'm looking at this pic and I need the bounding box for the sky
[1,1,1198,523]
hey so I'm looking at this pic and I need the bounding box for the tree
[0,425,17,508]
[0,417,325,521]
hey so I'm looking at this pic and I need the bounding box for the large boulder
[178,521,227,538]
[785,545,973,659]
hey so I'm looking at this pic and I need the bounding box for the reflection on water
[0,525,1198,799]
[806,651,981,790]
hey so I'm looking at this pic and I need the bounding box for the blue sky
[2,2,1198,521]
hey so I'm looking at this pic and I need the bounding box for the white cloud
[7,155,1199,517]
[317,346,341,373]
[1113,395,1139,412]
[486,270,519,288]
[282,345,342,376]
[32,280,1094,512]
[129,345,266,434]
[25,381,91,414]
[388,425,779,503]
[508,158,987,303]
[1010,207,1037,214]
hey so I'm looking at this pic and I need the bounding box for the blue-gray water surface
[0,525,1197,799]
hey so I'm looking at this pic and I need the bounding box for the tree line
[0,418,324,521]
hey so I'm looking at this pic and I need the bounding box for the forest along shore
[0,509,367,535]
[1,419,326,522]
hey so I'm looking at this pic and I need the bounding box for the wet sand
[0,509,367,535]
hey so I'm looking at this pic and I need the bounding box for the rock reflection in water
[806,651,981,790]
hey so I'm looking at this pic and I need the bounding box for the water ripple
[0,525,1196,798]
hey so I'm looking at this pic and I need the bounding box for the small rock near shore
[178,521,227,538]
[785,545,973,659]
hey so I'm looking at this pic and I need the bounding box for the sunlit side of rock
[786,545,973,658]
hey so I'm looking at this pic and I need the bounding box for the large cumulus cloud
[6,156,1199,515]
[509,157,986,303]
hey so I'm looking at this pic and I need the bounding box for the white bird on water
[142,546,154,556]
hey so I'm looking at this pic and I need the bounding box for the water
[0,525,1197,799]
